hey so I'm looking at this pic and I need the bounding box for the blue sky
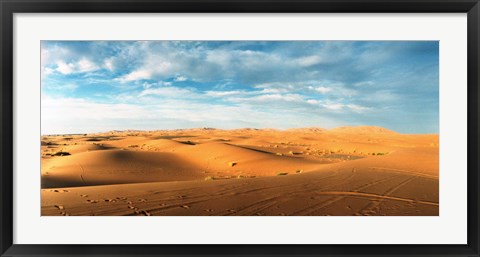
[41,41,439,135]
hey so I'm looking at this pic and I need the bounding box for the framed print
[1,0,479,256]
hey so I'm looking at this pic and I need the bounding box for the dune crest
[41,127,438,216]
[328,126,399,134]
[286,127,326,133]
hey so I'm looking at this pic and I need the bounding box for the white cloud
[312,86,332,94]
[41,48,50,66]
[364,90,398,102]
[296,55,323,67]
[110,45,290,83]
[42,82,78,91]
[118,69,152,82]
[174,75,188,82]
[322,102,370,113]
[41,94,343,134]
[104,58,114,71]
[39,41,439,134]
[138,87,196,98]
[54,58,99,75]
[142,82,155,89]
[64,84,78,90]
[306,99,320,105]
[346,104,370,112]
[206,50,231,67]
[203,87,368,115]
[42,96,149,120]
[229,93,304,105]
[353,81,374,87]
[255,81,338,95]
[55,61,75,75]
[141,81,173,89]
[42,96,152,134]
[255,83,296,94]
[43,67,55,76]
[205,90,245,97]
[77,58,99,72]
[324,103,344,110]
[255,94,303,102]
[41,45,71,67]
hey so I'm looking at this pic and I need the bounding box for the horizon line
[41,125,439,136]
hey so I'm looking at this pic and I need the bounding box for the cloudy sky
[41,41,438,135]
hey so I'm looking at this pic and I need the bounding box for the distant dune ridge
[327,126,399,134]
[41,126,439,216]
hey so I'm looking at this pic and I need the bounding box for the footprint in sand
[181,205,190,209]
[86,200,99,203]
[54,205,64,210]
[80,194,88,198]
[138,199,147,202]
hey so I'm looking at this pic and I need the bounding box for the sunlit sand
[41,126,438,216]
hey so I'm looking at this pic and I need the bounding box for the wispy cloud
[40,41,439,134]
[174,75,188,82]
[138,86,197,98]
[118,69,152,82]
[204,90,247,97]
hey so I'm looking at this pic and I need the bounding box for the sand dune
[60,143,116,154]
[42,150,205,188]
[41,126,439,216]
[327,125,399,135]
[41,166,438,216]
[173,142,327,176]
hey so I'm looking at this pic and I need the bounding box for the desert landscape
[41,126,439,216]
[41,40,439,216]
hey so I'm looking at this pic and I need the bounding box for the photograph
[40,40,439,216]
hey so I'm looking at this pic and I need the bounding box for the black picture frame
[1,0,479,256]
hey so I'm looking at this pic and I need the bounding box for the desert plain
[41,126,439,216]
